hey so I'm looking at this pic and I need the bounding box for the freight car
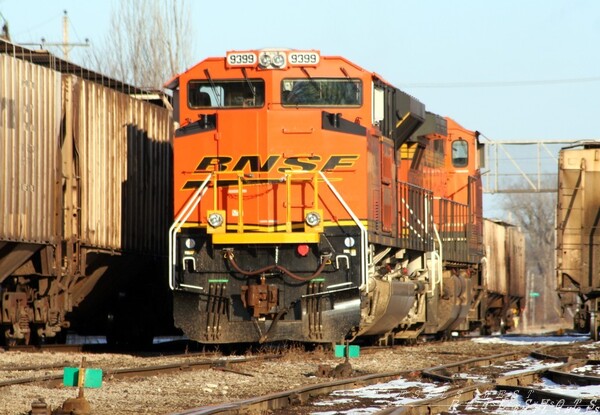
[483,219,526,333]
[556,142,600,340]
[166,49,525,345]
[0,40,173,345]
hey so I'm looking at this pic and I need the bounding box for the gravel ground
[0,340,545,415]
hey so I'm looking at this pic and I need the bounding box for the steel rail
[497,384,599,408]
[170,370,417,415]
[377,367,572,414]
[377,348,596,415]
[545,363,600,386]
[167,350,536,415]
[0,354,281,390]
[421,351,524,382]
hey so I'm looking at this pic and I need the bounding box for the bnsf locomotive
[166,49,524,345]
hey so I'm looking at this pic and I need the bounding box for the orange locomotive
[397,113,487,338]
[166,49,488,344]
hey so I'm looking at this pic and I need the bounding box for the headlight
[207,212,224,228]
[185,238,196,249]
[272,53,285,67]
[305,211,321,227]
[258,51,286,69]
[259,54,271,68]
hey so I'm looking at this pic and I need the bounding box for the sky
[2,0,599,143]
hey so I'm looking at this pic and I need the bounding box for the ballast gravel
[0,340,544,415]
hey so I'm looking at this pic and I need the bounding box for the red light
[297,244,310,257]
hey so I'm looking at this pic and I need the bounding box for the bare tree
[501,182,561,327]
[88,0,193,89]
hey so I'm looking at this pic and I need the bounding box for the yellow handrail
[207,170,320,233]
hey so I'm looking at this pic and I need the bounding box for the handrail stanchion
[168,174,213,290]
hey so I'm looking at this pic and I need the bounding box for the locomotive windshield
[452,139,469,167]
[188,79,265,108]
[281,78,362,107]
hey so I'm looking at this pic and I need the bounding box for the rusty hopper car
[0,40,173,344]
[483,219,526,333]
[557,142,600,340]
[166,49,490,345]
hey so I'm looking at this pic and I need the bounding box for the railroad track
[170,342,600,415]
[2,343,99,354]
[1,338,211,354]
[0,354,281,390]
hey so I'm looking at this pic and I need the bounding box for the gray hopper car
[0,40,173,345]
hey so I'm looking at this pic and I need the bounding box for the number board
[288,51,320,66]
[226,52,257,67]
[226,51,320,68]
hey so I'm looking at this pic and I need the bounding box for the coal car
[0,39,173,344]
[556,142,600,339]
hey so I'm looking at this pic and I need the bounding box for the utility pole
[21,11,89,61]
[62,10,69,60]
[0,12,10,41]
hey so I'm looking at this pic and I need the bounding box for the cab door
[381,140,395,234]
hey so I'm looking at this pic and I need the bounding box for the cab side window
[452,139,468,167]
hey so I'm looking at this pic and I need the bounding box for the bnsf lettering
[195,156,233,171]
[322,155,359,170]
[233,155,279,172]
[277,156,320,172]
[193,155,359,173]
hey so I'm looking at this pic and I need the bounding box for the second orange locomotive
[166,49,519,344]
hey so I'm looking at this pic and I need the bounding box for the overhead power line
[400,76,600,89]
